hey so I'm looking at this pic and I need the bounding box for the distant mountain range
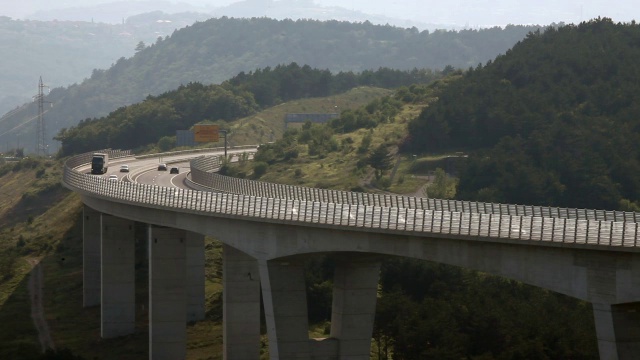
[7,0,640,29]
[10,0,476,31]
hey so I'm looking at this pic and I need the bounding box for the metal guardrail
[190,156,640,223]
[63,151,640,249]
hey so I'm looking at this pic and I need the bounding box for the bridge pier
[260,258,311,359]
[149,226,187,360]
[83,205,101,307]
[223,244,261,359]
[256,254,380,360]
[186,232,205,323]
[330,255,380,360]
[593,302,640,360]
[101,214,136,338]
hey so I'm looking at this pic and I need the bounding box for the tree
[426,168,457,199]
[368,144,394,180]
[357,130,373,154]
[157,136,175,151]
[135,41,146,52]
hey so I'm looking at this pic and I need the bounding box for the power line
[0,109,51,139]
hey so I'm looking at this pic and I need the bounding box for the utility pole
[34,76,51,157]
[220,130,228,158]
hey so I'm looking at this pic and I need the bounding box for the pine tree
[368,144,394,180]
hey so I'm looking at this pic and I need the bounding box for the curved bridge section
[63,150,640,360]
[191,155,640,222]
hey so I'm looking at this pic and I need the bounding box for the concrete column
[223,244,261,360]
[259,258,310,360]
[83,205,101,307]
[330,256,380,360]
[186,232,205,323]
[593,302,640,360]
[149,226,187,360]
[101,214,135,338]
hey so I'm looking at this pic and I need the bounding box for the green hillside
[403,18,640,210]
[54,65,437,156]
[0,17,539,154]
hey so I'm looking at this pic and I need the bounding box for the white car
[119,164,130,172]
[108,174,119,181]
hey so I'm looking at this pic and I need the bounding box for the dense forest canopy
[403,18,640,211]
[0,17,539,154]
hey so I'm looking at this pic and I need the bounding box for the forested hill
[54,65,433,156]
[0,17,538,154]
[403,18,640,211]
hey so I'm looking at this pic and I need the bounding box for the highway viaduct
[63,149,640,360]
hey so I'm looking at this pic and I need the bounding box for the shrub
[253,162,268,178]
[35,168,46,178]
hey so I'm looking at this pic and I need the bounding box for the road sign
[193,124,219,142]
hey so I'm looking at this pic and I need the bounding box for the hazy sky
[1,0,639,27]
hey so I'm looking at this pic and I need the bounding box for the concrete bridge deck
[63,149,640,359]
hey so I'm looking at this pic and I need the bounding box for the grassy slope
[227,86,393,146]
[234,88,448,195]
[0,160,78,357]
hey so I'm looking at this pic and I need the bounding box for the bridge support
[330,255,380,360]
[260,259,311,359]
[186,232,205,323]
[223,244,261,359]
[83,205,101,307]
[593,302,640,360]
[149,226,187,360]
[101,214,135,338]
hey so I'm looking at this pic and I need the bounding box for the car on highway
[119,164,129,172]
[170,167,179,174]
[108,174,119,181]
[158,163,167,171]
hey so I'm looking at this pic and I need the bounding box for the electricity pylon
[34,76,51,156]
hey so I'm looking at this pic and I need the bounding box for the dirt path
[28,258,55,352]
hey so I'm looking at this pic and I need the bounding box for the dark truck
[91,153,109,174]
